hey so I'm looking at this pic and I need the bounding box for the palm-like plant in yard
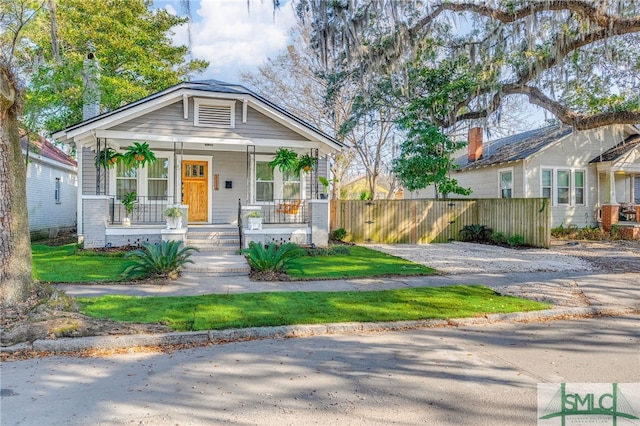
[122,241,199,279]
[245,242,304,273]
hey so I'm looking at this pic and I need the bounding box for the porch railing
[262,199,308,224]
[109,195,176,225]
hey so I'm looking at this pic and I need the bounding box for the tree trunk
[0,66,34,307]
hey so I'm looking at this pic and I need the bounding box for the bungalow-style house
[52,79,343,249]
[414,124,640,231]
[22,130,78,239]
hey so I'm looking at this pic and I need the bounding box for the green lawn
[77,286,549,331]
[287,246,436,279]
[32,244,131,282]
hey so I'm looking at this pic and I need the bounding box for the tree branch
[456,84,640,130]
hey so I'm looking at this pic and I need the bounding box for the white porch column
[76,146,83,235]
[609,171,617,204]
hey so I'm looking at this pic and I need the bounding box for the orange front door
[182,160,208,222]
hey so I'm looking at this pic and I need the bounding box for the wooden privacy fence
[330,198,550,248]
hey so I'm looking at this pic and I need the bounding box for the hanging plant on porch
[269,148,299,173]
[94,148,122,168]
[123,142,157,167]
[296,153,317,173]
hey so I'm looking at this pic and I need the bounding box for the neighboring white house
[52,79,343,249]
[414,124,640,228]
[21,130,78,239]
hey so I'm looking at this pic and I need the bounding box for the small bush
[491,232,507,245]
[330,228,348,241]
[551,223,579,238]
[306,248,329,257]
[245,242,304,273]
[306,245,351,257]
[459,224,493,242]
[122,241,199,279]
[507,234,526,247]
[329,245,351,255]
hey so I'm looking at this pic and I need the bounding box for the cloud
[163,0,297,82]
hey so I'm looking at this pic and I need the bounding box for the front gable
[107,97,308,143]
[53,81,342,155]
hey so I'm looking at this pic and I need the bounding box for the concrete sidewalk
[11,270,635,354]
[56,270,640,310]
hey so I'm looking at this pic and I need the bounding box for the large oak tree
[296,0,640,130]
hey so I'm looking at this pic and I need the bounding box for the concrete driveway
[1,315,638,425]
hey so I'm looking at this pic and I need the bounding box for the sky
[154,0,297,84]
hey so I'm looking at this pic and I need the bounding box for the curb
[2,306,637,355]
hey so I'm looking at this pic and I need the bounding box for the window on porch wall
[116,162,137,199]
[148,158,169,200]
[256,161,274,202]
[283,170,300,199]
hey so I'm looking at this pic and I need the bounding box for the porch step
[182,253,250,277]
[185,225,241,254]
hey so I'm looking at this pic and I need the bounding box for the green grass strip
[32,244,131,283]
[287,246,436,279]
[77,286,550,331]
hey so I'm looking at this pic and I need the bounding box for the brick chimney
[468,127,483,162]
[82,51,100,120]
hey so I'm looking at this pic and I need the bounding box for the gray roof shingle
[589,134,640,163]
[459,125,572,169]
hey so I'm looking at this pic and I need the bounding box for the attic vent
[194,99,236,128]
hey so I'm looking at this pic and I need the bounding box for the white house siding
[109,100,309,142]
[26,155,78,236]
[525,127,629,227]
[81,147,100,195]
[415,162,524,199]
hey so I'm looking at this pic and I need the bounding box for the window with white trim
[541,169,552,199]
[194,99,235,128]
[540,168,586,206]
[54,178,61,203]
[111,154,172,200]
[283,169,301,200]
[254,156,305,203]
[116,161,137,199]
[147,158,169,200]
[574,170,585,205]
[256,161,274,202]
[500,170,513,199]
[556,170,570,204]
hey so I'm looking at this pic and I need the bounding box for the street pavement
[2,268,639,425]
[1,315,638,425]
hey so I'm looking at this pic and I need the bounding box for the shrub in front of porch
[122,241,199,280]
[245,242,305,280]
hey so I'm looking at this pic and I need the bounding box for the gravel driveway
[369,241,598,275]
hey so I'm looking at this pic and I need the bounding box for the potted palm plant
[164,206,183,229]
[123,141,157,167]
[94,148,122,168]
[296,153,317,173]
[269,148,298,173]
[121,192,137,226]
[318,176,330,199]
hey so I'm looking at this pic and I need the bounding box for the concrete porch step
[187,231,239,238]
[182,253,250,277]
[187,238,240,246]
